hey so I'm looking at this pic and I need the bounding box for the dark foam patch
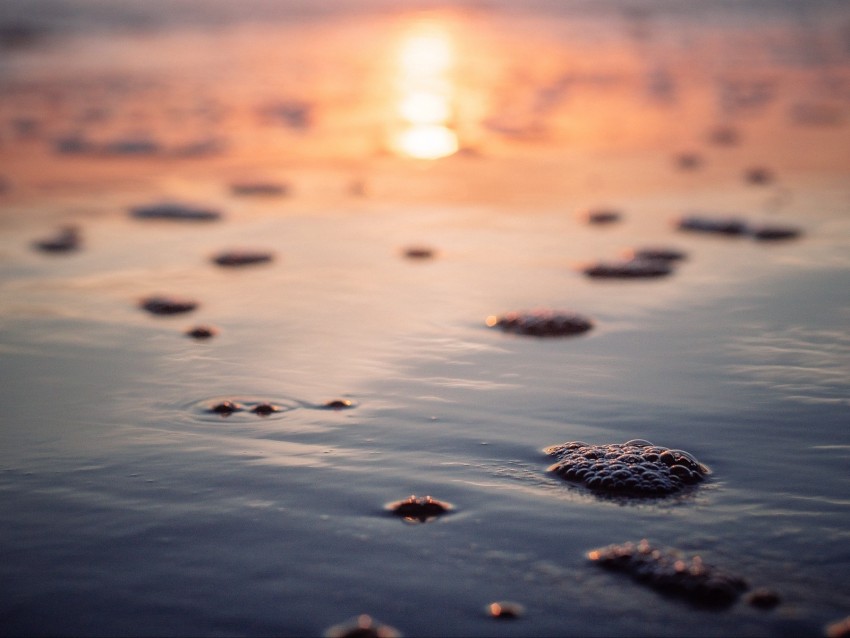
[587,540,749,607]
[140,295,198,315]
[323,614,401,638]
[677,215,748,236]
[212,250,275,267]
[545,439,709,497]
[486,310,593,337]
[386,495,452,523]
[32,225,81,253]
[130,202,221,221]
[188,396,357,422]
[582,259,673,279]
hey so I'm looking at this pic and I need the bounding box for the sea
[1,1,849,636]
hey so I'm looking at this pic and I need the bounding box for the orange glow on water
[393,124,458,160]
[399,90,451,124]
[391,19,459,159]
[398,26,453,77]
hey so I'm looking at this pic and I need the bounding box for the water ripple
[727,324,850,405]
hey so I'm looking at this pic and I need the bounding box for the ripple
[32,225,82,253]
[727,325,850,405]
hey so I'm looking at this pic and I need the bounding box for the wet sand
[2,1,850,636]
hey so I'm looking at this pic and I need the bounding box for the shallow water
[2,1,850,636]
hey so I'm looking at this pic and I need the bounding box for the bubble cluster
[579,208,622,225]
[321,399,356,410]
[204,400,286,417]
[230,182,289,197]
[129,202,221,222]
[185,326,217,340]
[212,250,274,267]
[674,152,703,170]
[32,225,81,253]
[209,400,243,416]
[140,295,198,315]
[587,540,748,606]
[544,439,709,496]
[749,225,801,241]
[625,247,687,263]
[677,215,802,241]
[250,402,281,416]
[486,310,593,338]
[582,259,673,279]
[677,215,748,236]
[744,166,774,185]
[402,245,436,260]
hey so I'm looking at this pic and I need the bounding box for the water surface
[1,1,850,636]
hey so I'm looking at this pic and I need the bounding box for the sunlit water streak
[390,18,460,159]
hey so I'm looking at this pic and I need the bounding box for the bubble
[250,402,281,416]
[210,400,243,416]
[188,397,303,422]
[320,399,356,410]
[487,601,525,619]
[746,588,781,610]
[749,225,802,241]
[185,326,217,340]
[402,246,436,260]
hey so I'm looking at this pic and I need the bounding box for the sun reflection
[399,90,451,124]
[394,124,458,160]
[391,19,459,160]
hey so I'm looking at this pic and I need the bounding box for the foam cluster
[545,439,709,496]
[587,540,748,606]
[486,310,593,337]
[582,259,673,279]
